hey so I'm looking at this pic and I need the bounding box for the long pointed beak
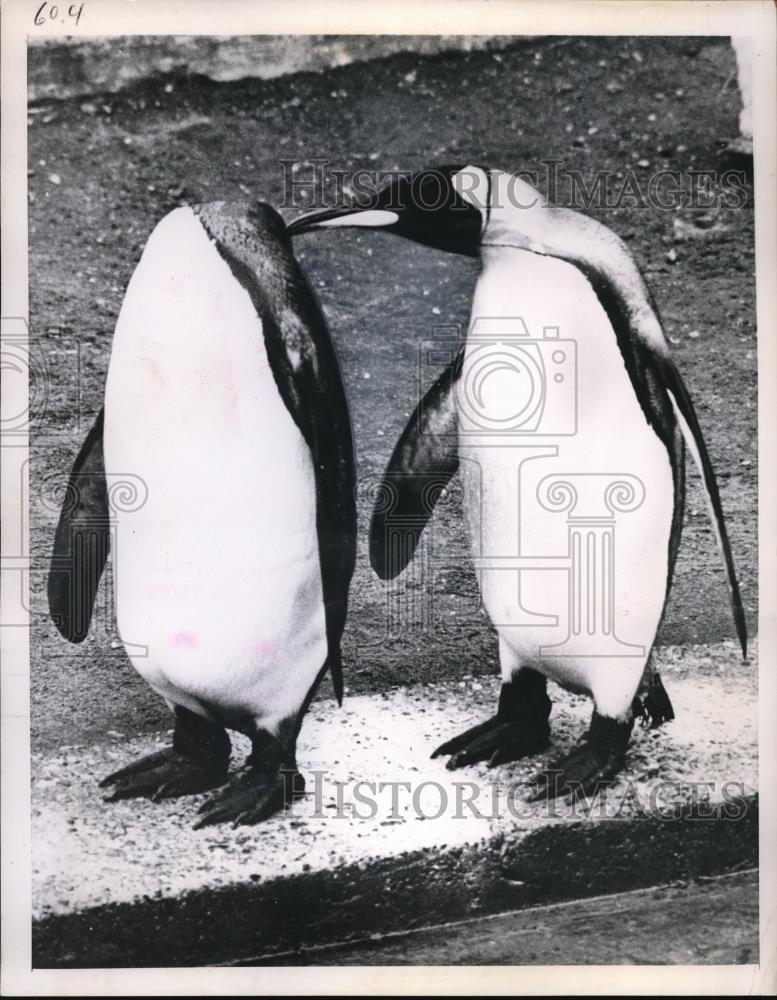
[286,205,399,236]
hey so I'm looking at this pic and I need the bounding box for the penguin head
[287,165,490,257]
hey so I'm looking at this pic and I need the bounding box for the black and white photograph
[1,0,776,993]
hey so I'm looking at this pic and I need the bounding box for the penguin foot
[100,706,231,803]
[194,723,304,828]
[528,711,634,802]
[432,716,551,770]
[194,767,305,829]
[432,672,552,769]
[101,747,230,802]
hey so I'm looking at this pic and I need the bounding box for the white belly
[459,249,674,714]
[103,207,326,734]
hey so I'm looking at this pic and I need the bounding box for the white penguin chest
[458,249,674,689]
[102,208,326,728]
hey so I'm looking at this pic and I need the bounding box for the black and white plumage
[289,164,746,795]
[48,201,356,826]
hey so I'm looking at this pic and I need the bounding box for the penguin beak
[286,206,399,236]
[286,165,485,257]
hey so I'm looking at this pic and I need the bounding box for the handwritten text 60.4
[34,3,85,27]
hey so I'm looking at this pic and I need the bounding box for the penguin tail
[328,652,344,706]
[660,356,748,660]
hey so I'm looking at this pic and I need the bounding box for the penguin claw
[193,767,305,829]
[432,717,505,759]
[99,749,173,787]
[100,748,229,803]
[193,789,278,829]
[433,716,551,770]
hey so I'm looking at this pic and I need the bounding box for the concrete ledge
[260,870,759,966]
[34,798,758,968]
[32,640,757,967]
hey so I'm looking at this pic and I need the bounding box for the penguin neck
[480,219,668,357]
[476,244,584,315]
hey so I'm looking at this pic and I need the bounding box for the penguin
[47,201,356,827]
[287,165,747,797]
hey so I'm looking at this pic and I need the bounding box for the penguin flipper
[370,351,463,580]
[47,409,110,642]
[657,354,748,659]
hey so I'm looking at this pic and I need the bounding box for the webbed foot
[100,706,231,802]
[432,670,552,770]
[194,766,305,829]
[101,747,229,802]
[194,724,304,829]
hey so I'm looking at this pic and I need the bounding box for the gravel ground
[27,35,757,755]
[32,640,756,921]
